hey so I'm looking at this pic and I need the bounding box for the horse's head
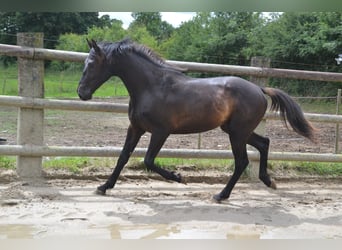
[77,39,112,100]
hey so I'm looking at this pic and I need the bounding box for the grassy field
[1,155,342,177]
[1,64,342,176]
[0,64,128,98]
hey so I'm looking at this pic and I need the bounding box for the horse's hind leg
[213,133,249,202]
[247,132,277,189]
[144,131,182,182]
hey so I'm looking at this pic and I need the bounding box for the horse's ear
[91,39,101,54]
[86,38,102,54]
[86,38,92,49]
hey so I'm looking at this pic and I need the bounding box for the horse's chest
[128,103,162,132]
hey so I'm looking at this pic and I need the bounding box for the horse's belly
[170,112,228,134]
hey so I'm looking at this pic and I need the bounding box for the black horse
[77,38,316,202]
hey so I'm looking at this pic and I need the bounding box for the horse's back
[223,76,265,98]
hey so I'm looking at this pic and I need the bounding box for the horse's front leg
[144,131,182,182]
[97,125,145,195]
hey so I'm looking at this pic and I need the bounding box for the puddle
[108,224,180,239]
[0,224,36,239]
[105,224,261,239]
[227,232,260,239]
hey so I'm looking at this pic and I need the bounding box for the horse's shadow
[107,200,296,227]
[103,187,341,229]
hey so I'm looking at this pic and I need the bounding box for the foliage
[265,12,341,70]
[130,12,174,43]
[160,11,264,79]
[246,12,342,96]
[0,12,100,48]
[0,12,101,65]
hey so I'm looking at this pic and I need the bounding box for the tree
[53,18,127,71]
[161,12,211,62]
[247,12,342,96]
[130,12,174,43]
[0,12,101,49]
[126,25,158,52]
[248,12,342,70]
[162,12,262,66]
[87,19,126,43]
[203,12,262,65]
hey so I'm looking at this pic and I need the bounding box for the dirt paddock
[0,173,341,239]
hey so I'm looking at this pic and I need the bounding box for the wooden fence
[1,33,342,179]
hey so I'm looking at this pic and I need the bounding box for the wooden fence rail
[1,43,342,82]
[1,33,342,180]
[2,95,342,123]
[2,145,342,163]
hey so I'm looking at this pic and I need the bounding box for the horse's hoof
[212,194,223,203]
[171,171,182,183]
[96,186,107,195]
[270,180,277,190]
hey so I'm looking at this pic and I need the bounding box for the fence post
[16,33,44,180]
[248,57,271,180]
[335,89,341,154]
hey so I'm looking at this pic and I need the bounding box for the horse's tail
[262,87,317,142]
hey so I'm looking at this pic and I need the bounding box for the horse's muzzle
[77,85,92,101]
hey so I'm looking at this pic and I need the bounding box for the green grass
[0,65,128,98]
[297,99,338,114]
[41,157,233,174]
[0,156,15,169]
[271,161,342,176]
[43,157,90,174]
[2,155,342,177]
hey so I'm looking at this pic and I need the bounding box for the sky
[99,12,196,29]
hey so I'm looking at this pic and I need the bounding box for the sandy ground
[0,174,341,239]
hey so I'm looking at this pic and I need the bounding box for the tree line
[1,12,341,96]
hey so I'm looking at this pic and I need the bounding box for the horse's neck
[116,55,163,98]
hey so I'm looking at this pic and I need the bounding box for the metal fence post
[248,56,271,180]
[16,33,44,180]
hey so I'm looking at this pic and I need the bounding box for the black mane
[99,38,172,69]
